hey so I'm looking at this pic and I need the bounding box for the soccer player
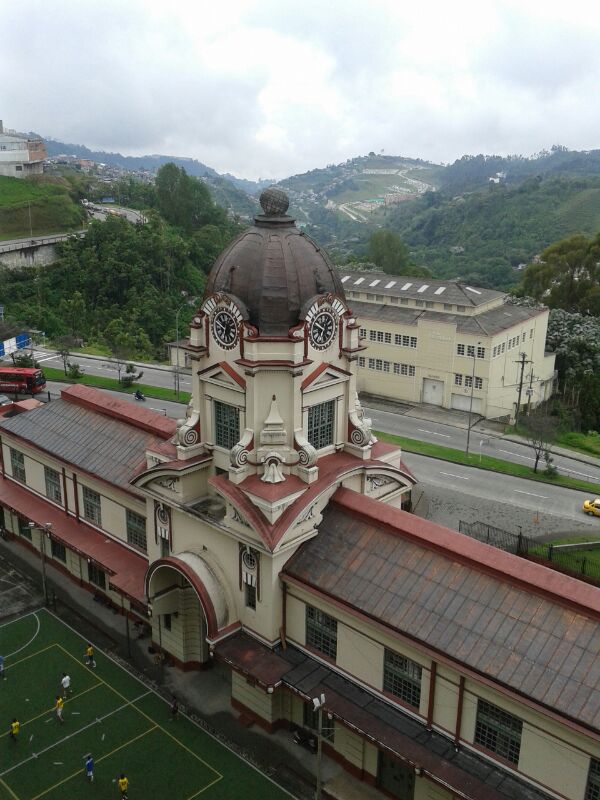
[9,718,19,742]
[84,644,96,668]
[0,654,5,680]
[117,773,129,798]
[55,695,64,724]
[61,672,72,698]
[85,753,94,782]
[170,696,179,721]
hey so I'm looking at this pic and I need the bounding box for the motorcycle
[134,391,146,401]
[293,728,317,753]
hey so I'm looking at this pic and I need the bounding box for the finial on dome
[259,187,290,217]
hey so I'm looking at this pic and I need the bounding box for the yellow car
[582,499,600,516]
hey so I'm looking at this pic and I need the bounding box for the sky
[3,0,600,180]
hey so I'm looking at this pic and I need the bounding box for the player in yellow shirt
[55,695,64,724]
[9,718,19,742]
[84,644,96,668]
[117,774,129,798]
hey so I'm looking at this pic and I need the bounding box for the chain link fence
[459,520,600,587]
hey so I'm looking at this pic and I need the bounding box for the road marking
[36,355,59,363]
[514,490,548,499]
[417,428,451,438]
[498,448,532,460]
[439,471,469,480]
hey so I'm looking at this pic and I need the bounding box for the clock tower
[138,188,414,667]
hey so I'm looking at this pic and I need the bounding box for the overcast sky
[3,0,600,180]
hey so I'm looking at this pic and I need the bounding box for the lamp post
[29,521,52,604]
[465,342,481,455]
[174,294,197,399]
[312,693,326,800]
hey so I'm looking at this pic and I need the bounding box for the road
[33,346,600,486]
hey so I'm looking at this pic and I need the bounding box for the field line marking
[0,684,102,742]
[29,726,157,800]
[0,776,21,800]
[0,608,40,629]
[5,644,55,671]
[6,613,41,658]
[186,774,223,799]
[0,690,151,777]
[45,609,295,798]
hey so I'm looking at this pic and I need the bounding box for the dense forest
[0,164,241,359]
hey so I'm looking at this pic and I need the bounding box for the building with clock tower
[136,187,415,667]
[2,188,598,800]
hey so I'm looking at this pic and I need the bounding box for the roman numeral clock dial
[307,302,338,350]
[203,298,243,350]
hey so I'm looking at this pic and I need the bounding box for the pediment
[302,362,351,392]
[199,361,245,392]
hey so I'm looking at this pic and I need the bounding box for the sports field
[0,609,293,800]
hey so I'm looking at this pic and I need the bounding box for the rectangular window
[164,613,172,631]
[45,466,62,504]
[400,298,409,305]
[586,758,600,800]
[375,359,384,371]
[529,328,534,339]
[358,357,366,367]
[384,332,391,344]
[390,296,398,304]
[425,301,434,308]
[245,583,257,610]
[474,377,483,390]
[454,374,462,386]
[501,342,505,353]
[82,486,102,526]
[359,328,366,338]
[376,295,384,302]
[521,332,526,342]
[160,537,170,558]
[307,401,335,450]
[368,358,375,369]
[19,520,32,540]
[306,605,337,660]
[366,293,375,300]
[444,303,453,311]
[369,330,377,341]
[10,449,26,483]
[456,305,466,312]
[51,539,66,562]
[466,345,475,358]
[409,365,415,376]
[126,510,147,551]
[464,375,473,388]
[383,361,390,373]
[457,344,465,356]
[474,699,522,765]
[383,649,422,709]
[88,563,106,590]
[415,299,424,307]
[214,401,240,450]
[477,346,485,359]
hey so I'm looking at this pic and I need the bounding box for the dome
[203,189,345,335]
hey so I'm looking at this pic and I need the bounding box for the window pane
[245,583,256,610]
[126,509,147,551]
[51,539,66,562]
[306,605,337,659]
[586,758,600,800]
[88,563,106,590]
[307,401,335,450]
[82,486,102,526]
[214,401,240,450]
[45,466,62,504]
[10,449,26,483]
[474,699,522,765]
[383,649,422,708]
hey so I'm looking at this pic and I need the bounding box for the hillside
[384,175,600,290]
[0,175,86,240]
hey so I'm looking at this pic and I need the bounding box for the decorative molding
[294,430,317,468]
[261,452,286,484]
[230,428,253,468]
[231,508,251,528]
[156,478,179,492]
[176,400,201,447]
[348,394,375,447]
[366,474,396,491]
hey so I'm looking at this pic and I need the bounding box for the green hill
[0,176,85,240]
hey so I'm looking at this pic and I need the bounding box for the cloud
[2,0,600,179]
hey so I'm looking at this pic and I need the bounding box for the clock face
[212,309,238,348]
[310,311,336,349]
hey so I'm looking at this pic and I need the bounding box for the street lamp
[465,342,481,455]
[313,693,326,800]
[28,521,52,604]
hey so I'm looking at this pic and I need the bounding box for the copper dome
[203,189,345,336]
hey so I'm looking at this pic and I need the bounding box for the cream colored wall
[414,779,454,800]
[232,671,281,723]
[286,585,600,799]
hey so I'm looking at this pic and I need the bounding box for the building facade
[0,190,598,800]
[0,121,46,178]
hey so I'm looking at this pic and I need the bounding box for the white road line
[36,355,59,363]
[417,428,451,438]
[514,490,549,499]
[498,448,532,460]
[440,471,469,480]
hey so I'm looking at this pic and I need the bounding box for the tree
[55,336,76,376]
[120,363,144,388]
[367,230,410,275]
[522,411,558,473]
[58,291,86,340]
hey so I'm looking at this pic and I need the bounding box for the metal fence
[458,520,600,587]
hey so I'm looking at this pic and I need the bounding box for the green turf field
[0,610,292,800]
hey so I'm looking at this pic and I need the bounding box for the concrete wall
[0,243,58,268]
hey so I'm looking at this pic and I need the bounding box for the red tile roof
[0,478,147,603]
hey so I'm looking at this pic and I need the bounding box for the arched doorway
[145,554,231,669]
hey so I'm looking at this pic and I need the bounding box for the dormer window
[307,400,335,450]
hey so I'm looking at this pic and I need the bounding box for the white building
[0,121,46,178]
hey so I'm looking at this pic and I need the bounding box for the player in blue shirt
[85,754,94,782]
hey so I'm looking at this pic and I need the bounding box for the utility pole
[514,352,530,428]
[313,693,326,800]
[526,369,535,416]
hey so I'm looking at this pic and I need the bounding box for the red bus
[0,367,46,395]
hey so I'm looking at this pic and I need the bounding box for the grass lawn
[42,366,191,406]
[526,533,600,584]
[376,430,600,495]
[0,610,292,800]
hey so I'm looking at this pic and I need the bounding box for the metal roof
[338,270,503,306]
[283,497,600,733]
